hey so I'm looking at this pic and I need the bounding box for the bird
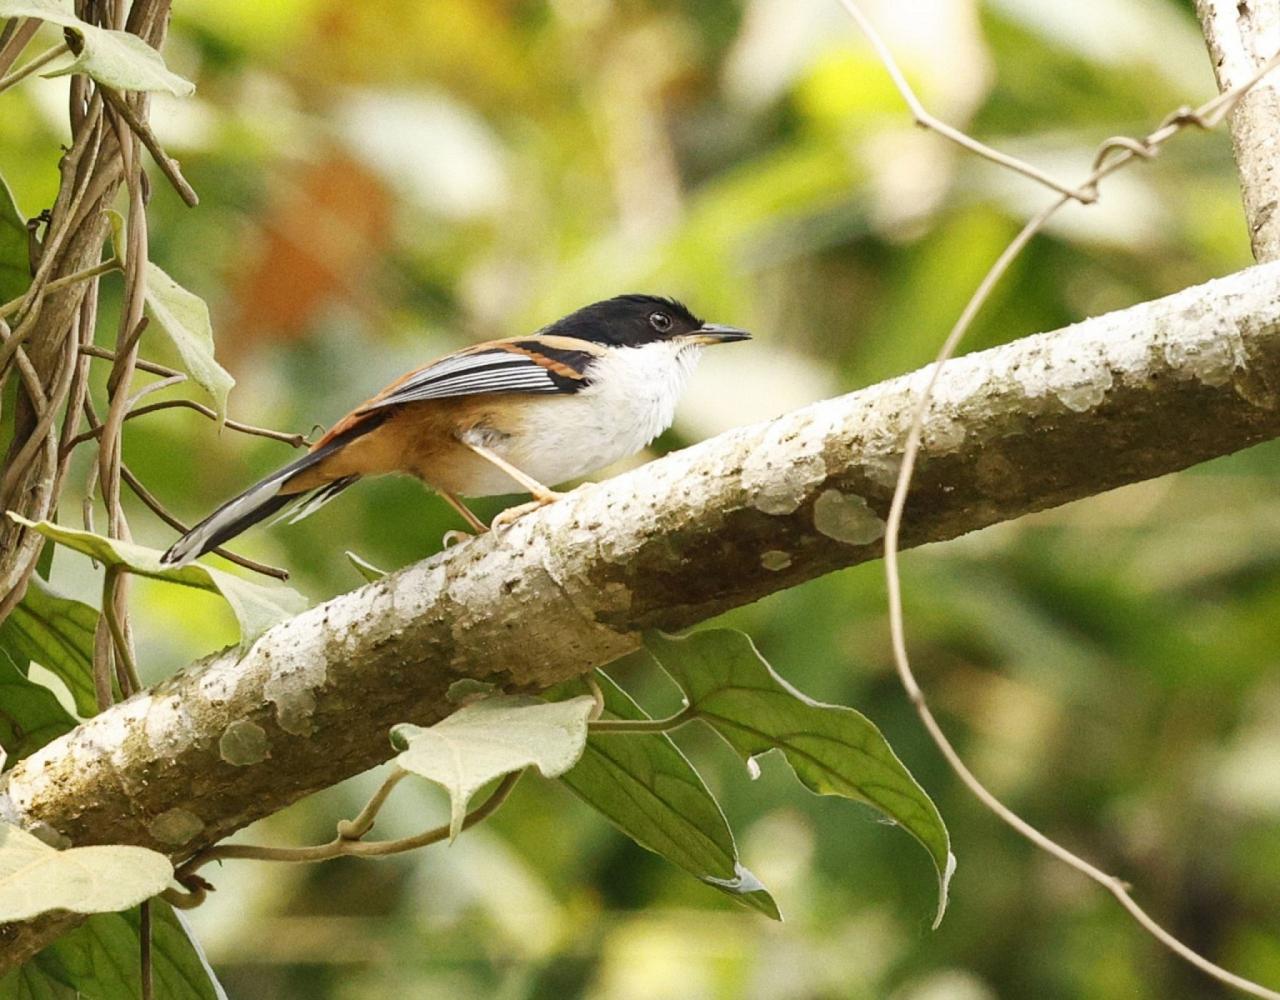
[161,294,750,566]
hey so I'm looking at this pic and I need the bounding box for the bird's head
[539,294,751,349]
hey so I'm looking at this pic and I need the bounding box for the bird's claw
[492,491,567,532]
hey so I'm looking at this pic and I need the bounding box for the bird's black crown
[539,294,704,347]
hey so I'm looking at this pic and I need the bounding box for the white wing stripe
[361,346,582,410]
[400,352,522,385]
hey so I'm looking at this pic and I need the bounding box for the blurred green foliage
[3,0,1278,997]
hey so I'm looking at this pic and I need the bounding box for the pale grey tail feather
[161,415,387,566]
[272,475,359,526]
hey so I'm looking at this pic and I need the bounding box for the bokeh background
[4,0,1280,997]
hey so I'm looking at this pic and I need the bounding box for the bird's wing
[357,336,603,411]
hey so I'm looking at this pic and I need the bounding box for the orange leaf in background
[223,151,394,361]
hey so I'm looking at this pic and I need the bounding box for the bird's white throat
[500,339,703,490]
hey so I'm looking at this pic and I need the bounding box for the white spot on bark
[197,662,242,705]
[813,490,886,545]
[220,719,270,765]
[760,550,792,571]
[1163,315,1245,387]
[743,452,826,514]
[149,808,204,845]
[144,694,196,761]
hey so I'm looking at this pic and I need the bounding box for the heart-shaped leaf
[0,576,99,716]
[8,516,307,647]
[0,823,172,921]
[392,695,595,840]
[0,0,194,96]
[646,629,955,928]
[144,263,234,422]
[560,671,780,919]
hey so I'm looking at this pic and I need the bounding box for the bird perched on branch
[162,294,750,566]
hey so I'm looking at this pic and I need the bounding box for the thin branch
[0,18,40,80]
[138,901,152,1000]
[70,396,310,449]
[98,87,198,207]
[0,259,120,322]
[125,373,186,410]
[863,11,1280,996]
[74,348,310,447]
[0,42,70,95]
[176,771,521,879]
[336,767,409,840]
[835,0,1095,204]
[102,568,141,697]
[79,343,178,377]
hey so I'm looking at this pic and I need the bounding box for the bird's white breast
[496,340,702,492]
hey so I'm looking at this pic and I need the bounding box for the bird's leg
[461,440,567,530]
[438,489,490,533]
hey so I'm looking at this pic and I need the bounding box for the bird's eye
[649,311,672,333]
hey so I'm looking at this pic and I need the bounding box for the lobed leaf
[8,516,307,647]
[0,650,76,766]
[392,695,595,840]
[0,1,195,96]
[646,629,955,928]
[0,823,172,922]
[0,901,228,999]
[560,671,780,919]
[143,263,234,422]
[0,577,99,716]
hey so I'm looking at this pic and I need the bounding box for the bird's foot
[491,490,568,532]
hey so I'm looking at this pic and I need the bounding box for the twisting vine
[838,1,1280,996]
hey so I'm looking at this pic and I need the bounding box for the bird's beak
[685,323,752,346]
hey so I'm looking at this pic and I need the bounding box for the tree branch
[3,260,1280,967]
[1196,0,1280,262]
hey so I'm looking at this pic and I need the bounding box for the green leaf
[392,695,595,840]
[345,550,386,583]
[646,629,955,928]
[8,516,307,648]
[0,1,195,96]
[143,263,234,422]
[0,650,76,766]
[0,577,98,716]
[0,902,228,1000]
[0,173,29,306]
[0,823,172,921]
[560,671,780,919]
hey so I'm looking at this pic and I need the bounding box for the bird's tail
[161,419,380,567]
